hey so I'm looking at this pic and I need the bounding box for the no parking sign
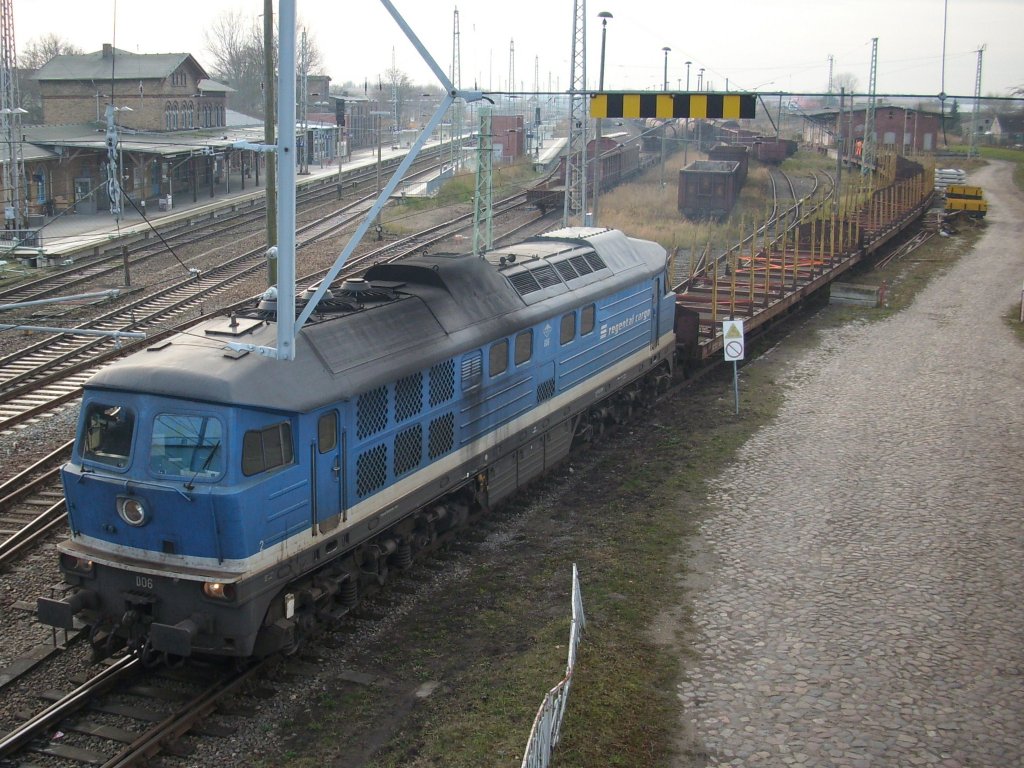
[723,320,745,361]
[723,320,744,414]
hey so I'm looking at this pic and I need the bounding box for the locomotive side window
[489,340,508,377]
[560,312,576,345]
[318,412,337,453]
[581,304,596,335]
[150,414,223,479]
[242,421,294,476]
[82,404,136,468]
[515,330,533,365]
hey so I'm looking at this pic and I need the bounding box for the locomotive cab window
[581,304,596,335]
[82,404,136,468]
[515,330,533,366]
[242,421,294,476]
[150,414,224,479]
[489,340,508,377]
[560,312,576,345]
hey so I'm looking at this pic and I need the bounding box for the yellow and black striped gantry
[590,92,756,120]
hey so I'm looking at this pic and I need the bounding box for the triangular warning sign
[724,324,741,339]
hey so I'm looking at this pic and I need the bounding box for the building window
[164,101,172,131]
[187,101,194,129]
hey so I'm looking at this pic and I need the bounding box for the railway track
[0,440,72,566]
[0,652,275,766]
[0,148,447,309]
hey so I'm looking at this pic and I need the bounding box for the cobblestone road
[676,162,1024,768]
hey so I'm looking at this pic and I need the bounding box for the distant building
[991,113,1024,146]
[802,106,940,154]
[34,44,233,131]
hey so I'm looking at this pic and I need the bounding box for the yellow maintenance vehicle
[944,184,987,218]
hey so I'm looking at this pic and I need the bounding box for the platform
[0,142,436,265]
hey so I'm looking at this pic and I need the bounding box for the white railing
[520,564,586,768]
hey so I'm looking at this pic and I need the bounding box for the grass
[383,161,543,235]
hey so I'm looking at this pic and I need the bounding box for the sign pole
[722,319,745,415]
[733,360,739,414]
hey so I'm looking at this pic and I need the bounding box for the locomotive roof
[85,228,666,412]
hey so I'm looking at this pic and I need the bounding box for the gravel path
[676,161,1024,767]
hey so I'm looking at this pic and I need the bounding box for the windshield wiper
[184,441,220,491]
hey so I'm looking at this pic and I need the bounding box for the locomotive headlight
[60,553,94,574]
[117,496,148,527]
[202,582,237,601]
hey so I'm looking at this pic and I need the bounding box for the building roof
[994,114,1024,132]
[24,123,267,158]
[197,78,235,94]
[35,47,210,82]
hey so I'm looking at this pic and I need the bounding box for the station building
[1,43,339,226]
[802,106,941,155]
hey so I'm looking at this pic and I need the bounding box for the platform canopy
[590,92,756,120]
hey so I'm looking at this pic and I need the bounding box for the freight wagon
[677,160,742,220]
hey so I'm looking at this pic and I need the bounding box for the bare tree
[17,34,82,123]
[833,72,860,95]
[384,66,414,134]
[19,33,82,69]
[204,10,323,118]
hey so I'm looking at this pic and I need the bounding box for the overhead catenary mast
[0,0,26,232]
[562,0,587,226]
[862,37,878,175]
[968,45,985,158]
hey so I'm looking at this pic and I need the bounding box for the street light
[698,68,705,91]
[684,62,692,165]
[592,11,613,226]
[662,47,671,92]
[370,110,389,232]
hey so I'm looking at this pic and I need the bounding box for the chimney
[103,43,112,58]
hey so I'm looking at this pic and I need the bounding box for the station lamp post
[662,47,671,91]
[592,10,612,225]
[684,61,692,164]
[370,110,390,232]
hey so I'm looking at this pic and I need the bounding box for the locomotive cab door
[312,409,344,534]
[650,278,661,350]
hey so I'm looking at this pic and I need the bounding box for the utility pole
[0,0,26,232]
[263,0,277,286]
[473,107,493,255]
[969,45,985,158]
[834,87,844,219]
[862,37,878,175]
[299,28,309,175]
[827,54,834,107]
[563,0,587,227]
[451,7,462,170]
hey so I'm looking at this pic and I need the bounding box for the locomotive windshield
[81,403,136,468]
[150,413,224,480]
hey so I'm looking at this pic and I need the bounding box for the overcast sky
[15,0,1023,102]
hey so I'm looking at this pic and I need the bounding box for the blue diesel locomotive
[39,227,676,658]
